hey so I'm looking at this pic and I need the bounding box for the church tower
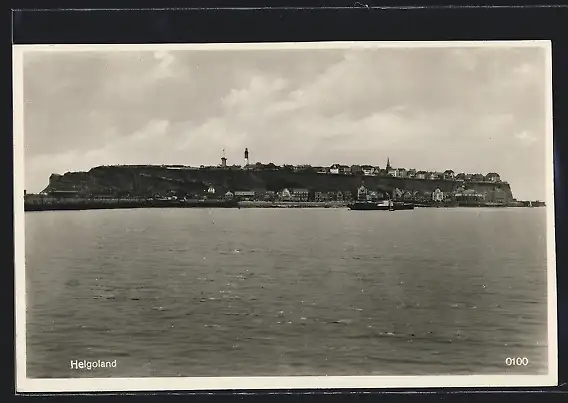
[386,157,391,171]
[244,148,249,166]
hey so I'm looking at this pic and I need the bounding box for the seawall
[24,198,238,212]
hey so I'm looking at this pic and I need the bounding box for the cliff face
[43,165,514,201]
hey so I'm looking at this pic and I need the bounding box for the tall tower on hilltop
[221,149,227,168]
[386,157,392,171]
[244,148,249,166]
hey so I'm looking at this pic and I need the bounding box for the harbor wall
[24,198,238,212]
[24,199,542,212]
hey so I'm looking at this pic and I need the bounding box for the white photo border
[13,40,557,393]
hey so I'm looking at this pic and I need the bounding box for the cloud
[25,119,175,191]
[22,46,549,200]
[100,51,184,101]
[515,130,538,146]
[153,51,176,78]
[222,76,289,110]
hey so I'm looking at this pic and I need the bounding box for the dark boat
[348,200,414,211]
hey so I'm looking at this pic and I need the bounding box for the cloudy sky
[21,44,549,200]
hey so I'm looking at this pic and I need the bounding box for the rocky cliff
[43,165,514,202]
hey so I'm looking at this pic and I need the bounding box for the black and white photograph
[14,41,557,392]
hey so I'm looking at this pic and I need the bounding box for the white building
[485,172,501,182]
[443,170,455,180]
[357,185,368,200]
[396,168,407,178]
[432,188,444,202]
[330,164,341,174]
[234,190,255,200]
[278,188,292,201]
[415,171,427,179]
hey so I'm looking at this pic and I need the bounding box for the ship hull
[348,202,415,211]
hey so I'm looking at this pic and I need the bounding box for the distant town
[105,148,507,184]
[23,147,548,211]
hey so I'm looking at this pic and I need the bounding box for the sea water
[24,207,549,378]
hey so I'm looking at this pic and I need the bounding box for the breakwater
[25,200,350,211]
[24,198,238,212]
[238,201,348,208]
[24,198,543,212]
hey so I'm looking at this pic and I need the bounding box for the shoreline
[23,199,543,212]
[24,199,238,212]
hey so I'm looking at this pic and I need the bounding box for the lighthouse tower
[244,148,249,167]
[221,149,227,168]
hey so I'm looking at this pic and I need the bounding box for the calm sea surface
[24,207,549,378]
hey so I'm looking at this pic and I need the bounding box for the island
[23,156,545,211]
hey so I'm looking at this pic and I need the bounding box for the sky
[21,44,549,200]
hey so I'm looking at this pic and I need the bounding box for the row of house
[29,182,506,204]
[356,184,507,203]
[103,162,503,185]
[204,183,508,203]
[327,165,502,183]
[216,187,354,203]
[195,159,505,184]
[250,162,502,183]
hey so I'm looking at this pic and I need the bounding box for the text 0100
[505,357,529,366]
